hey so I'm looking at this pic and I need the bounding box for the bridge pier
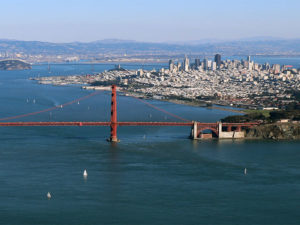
[191,121,198,140]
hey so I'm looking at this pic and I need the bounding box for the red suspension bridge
[0,85,258,142]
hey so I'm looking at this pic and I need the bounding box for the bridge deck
[0,122,192,126]
[0,122,258,127]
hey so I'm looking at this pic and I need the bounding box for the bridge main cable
[0,91,103,121]
[126,94,191,122]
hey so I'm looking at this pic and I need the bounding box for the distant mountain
[1,38,300,57]
[0,59,31,70]
[91,39,137,44]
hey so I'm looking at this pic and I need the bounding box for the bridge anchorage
[190,121,258,140]
[0,85,259,142]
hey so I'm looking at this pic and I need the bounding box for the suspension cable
[0,91,102,121]
[128,94,191,122]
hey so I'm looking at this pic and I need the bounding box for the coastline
[81,85,245,114]
[118,89,245,114]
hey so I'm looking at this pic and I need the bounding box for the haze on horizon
[1,0,299,43]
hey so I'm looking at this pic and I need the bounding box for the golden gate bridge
[0,85,258,142]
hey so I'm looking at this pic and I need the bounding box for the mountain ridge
[1,38,300,56]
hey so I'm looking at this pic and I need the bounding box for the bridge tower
[109,85,119,142]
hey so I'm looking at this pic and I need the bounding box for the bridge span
[0,85,259,142]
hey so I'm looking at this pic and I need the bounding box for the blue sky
[0,0,299,42]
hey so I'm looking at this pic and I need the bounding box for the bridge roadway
[0,122,258,127]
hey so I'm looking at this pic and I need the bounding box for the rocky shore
[246,122,300,140]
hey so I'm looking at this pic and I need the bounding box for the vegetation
[222,108,300,123]
[221,112,266,123]
[91,80,120,86]
[286,90,300,102]
[243,109,271,117]
[0,60,31,70]
[269,110,300,121]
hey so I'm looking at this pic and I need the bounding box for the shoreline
[118,89,245,114]
[76,85,246,114]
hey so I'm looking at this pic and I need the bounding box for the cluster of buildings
[168,55,293,75]
[0,52,81,64]
[168,55,221,72]
[34,55,300,109]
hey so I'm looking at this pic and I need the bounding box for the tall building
[207,60,212,69]
[248,62,253,71]
[273,64,281,74]
[183,56,189,72]
[195,59,200,68]
[247,56,251,62]
[177,62,181,71]
[214,54,221,68]
[203,58,208,70]
[169,59,174,71]
[212,62,217,71]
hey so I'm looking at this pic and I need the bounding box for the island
[0,59,31,70]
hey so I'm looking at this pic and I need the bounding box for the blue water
[0,62,300,225]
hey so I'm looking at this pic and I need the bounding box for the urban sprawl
[34,55,300,109]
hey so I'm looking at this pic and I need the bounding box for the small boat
[47,192,51,199]
[83,169,88,177]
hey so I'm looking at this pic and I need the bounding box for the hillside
[0,60,31,70]
[1,39,300,56]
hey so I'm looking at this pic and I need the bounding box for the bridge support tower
[109,85,119,142]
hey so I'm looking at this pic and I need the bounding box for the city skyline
[1,0,300,43]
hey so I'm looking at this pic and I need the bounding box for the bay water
[0,62,300,225]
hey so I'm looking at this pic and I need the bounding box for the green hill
[0,60,31,70]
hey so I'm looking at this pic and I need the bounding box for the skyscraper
[195,59,200,68]
[212,62,217,71]
[183,56,189,72]
[214,54,221,68]
[203,58,208,70]
[169,59,174,71]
